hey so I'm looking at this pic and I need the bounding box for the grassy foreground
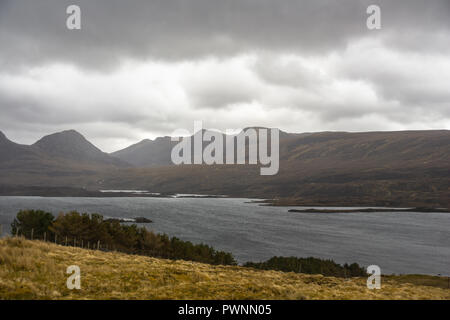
[0,237,448,300]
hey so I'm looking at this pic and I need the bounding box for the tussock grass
[0,237,448,300]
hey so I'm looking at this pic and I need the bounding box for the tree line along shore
[7,209,367,277]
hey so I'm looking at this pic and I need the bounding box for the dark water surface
[0,196,448,275]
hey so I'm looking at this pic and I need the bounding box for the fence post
[31,228,34,240]
[97,240,100,250]
[87,241,90,250]
[65,236,68,246]
[55,234,57,244]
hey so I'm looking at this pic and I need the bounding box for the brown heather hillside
[0,238,449,300]
[0,130,129,180]
[0,129,449,207]
[99,130,450,207]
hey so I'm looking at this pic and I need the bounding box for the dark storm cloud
[0,0,449,151]
[0,0,449,70]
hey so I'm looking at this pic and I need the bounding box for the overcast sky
[0,0,449,152]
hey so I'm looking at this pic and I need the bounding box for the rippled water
[0,196,449,275]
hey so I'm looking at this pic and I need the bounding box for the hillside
[111,136,174,167]
[0,129,449,207]
[111,129,232,167]
[33,130,129,167]
[0,238,449,300]
[0,130,53,167]
[0,130,129,186]
[100,130,450,207]
[111,129,450,166]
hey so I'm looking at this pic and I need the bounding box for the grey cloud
[1,0,449,70]
[334,40,450,111]
[0,91,147,126]
[188,87,256,109]
[252,56,326,90]
[0,0,449,149]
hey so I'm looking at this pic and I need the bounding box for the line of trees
[11,209,237,266]
[244,256,367,277]
[10,210,368,277]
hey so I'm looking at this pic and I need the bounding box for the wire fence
[8,226,120,253]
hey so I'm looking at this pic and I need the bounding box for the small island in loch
[287,207,450,214]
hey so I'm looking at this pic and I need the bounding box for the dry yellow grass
[0,237,449,300]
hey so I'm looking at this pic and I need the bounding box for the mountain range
[0,128,449,207]
[111,136,174,167]
[0,129,128,171]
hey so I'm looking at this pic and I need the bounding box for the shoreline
[0,186,448,211]
[287,207,450,213]
[0,186,230,199]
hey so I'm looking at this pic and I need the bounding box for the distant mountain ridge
[111,128,289,167]
[0,128,449,207]
[111,136,173,167]
[107,129,449,207]
[2,128,449,169]
[0,130,129,174]
[33,130,128,167]
[111,128,450,167]
[0,130,49,164]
